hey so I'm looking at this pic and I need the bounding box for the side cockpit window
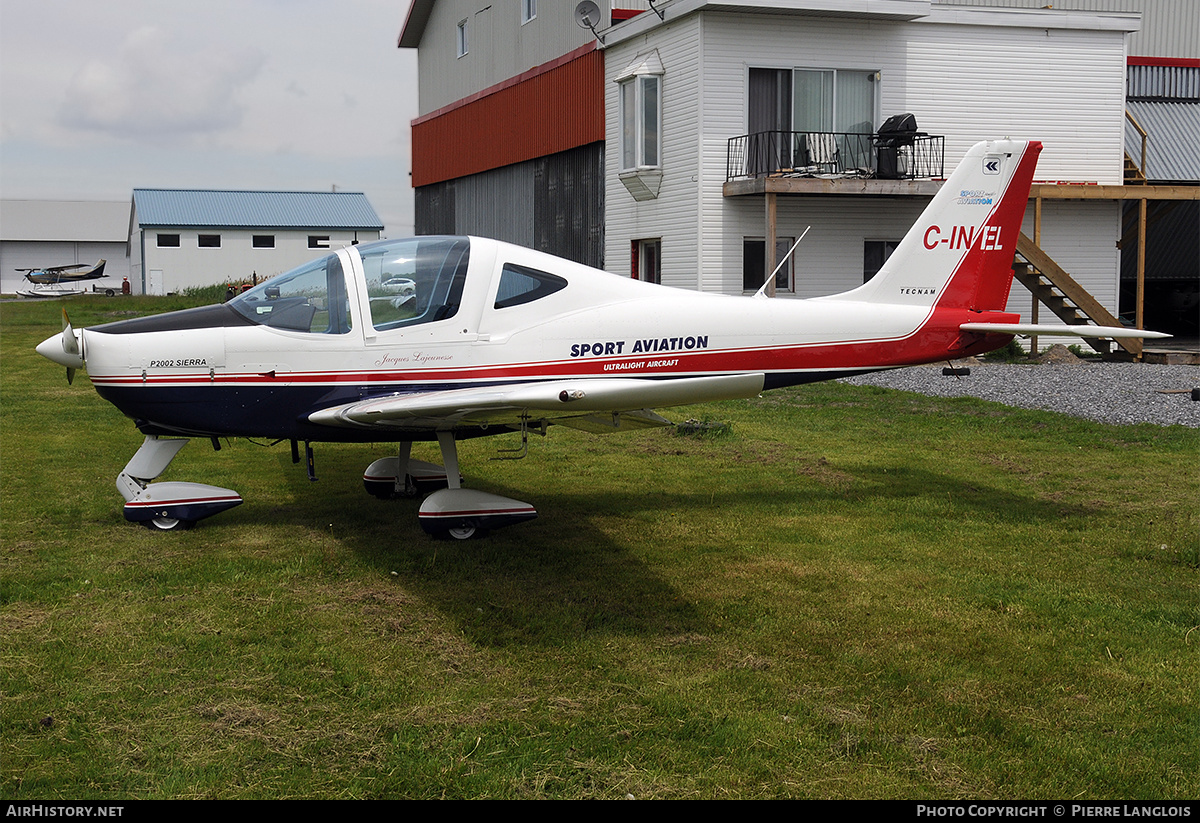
[228,253,351,334]
[494,263,567,309]
[359,237,471,331]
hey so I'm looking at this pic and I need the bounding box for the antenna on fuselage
[754,225,811,300]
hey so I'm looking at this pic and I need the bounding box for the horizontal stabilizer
[960,323,1171,340]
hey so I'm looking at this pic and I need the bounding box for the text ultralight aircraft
[36,140,1167,538]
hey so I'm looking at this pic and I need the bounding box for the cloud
[58,25,265,143]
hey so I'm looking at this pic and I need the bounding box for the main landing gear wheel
[144,515,194,532]
[415,436,538,540]
[364,479,418,500]
[444,523,487,541]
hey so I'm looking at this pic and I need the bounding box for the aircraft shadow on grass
[244,443,1097,645]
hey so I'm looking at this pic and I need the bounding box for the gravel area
[839,359,1200,428]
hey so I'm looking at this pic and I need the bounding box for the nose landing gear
[117,436,242,530]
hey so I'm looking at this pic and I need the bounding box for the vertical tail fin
[828,139,1042,310]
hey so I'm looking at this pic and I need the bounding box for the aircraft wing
[308,373,766,433]
[17,263,85,273]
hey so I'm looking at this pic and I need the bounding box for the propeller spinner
[35,308,84,384]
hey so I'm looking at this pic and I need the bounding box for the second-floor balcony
[726,131,945,184]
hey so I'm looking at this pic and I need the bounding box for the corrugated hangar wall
[410,47,604,188]
[415,143,605,269]
[934,0,1199,60]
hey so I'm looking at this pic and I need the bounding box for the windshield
[228,253,351,334]
[358,237,470,331]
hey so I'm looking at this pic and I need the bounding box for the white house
[601,3,1136,311]
[129,189,384,295]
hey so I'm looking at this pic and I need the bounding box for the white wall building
[1,200,128,295]
[601,2,1137,325]
[129,189,384,295]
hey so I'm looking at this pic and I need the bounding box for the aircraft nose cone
[36,331,84,369]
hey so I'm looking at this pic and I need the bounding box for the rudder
[828,140,1042,311]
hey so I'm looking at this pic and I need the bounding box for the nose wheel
[145,515,194,532]
[117,436,242,530]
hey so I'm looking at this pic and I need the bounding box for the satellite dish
[575,0,602,32]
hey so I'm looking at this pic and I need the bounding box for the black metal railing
[726,131,944,182]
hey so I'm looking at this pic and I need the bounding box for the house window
[619,74,661,171]
[253,235,275,249]
[863,240,900,283]
[747,68,794,174]
[743,237,794,293]
[748,67,878,173]
[308,236,331,249]
[521,0,536,24]
[616,51,665,200]
[198,234,221,248]
[156,234,180,248]
[794,69,876,134]
[456,19,468,57]
[631,239,661,284]
[749,67,876,134]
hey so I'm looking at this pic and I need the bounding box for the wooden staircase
[1124,152,1147,184]
[1124,109,1148,184]
[1012,232,1141,359]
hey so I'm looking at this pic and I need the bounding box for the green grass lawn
[2,295,1197,799]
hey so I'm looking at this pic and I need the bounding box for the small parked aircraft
[18,259,107,284]
[16,260,110,299]
[36,140,1168,537]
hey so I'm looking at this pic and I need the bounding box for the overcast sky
[0,0,419,235]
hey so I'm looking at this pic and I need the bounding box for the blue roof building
[128,189,384,295]
[131,189,384,231]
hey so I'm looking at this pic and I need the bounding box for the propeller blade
[35,307,85,381]
[61,308,79,357]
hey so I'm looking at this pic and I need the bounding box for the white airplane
[36,140,1167,538]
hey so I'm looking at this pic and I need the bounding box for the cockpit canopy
[359,237,470,331]
[226,236,571,336]
[227,237,471,334]
[228,251,352,333]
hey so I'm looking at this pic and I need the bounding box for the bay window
[616,50,664,201]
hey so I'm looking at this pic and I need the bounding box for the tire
[143,516,194,532]
[431,522,488,541]
[447,524,477,540]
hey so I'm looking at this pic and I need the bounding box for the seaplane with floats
[35,140,1168,538]
[16,259,109,298]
